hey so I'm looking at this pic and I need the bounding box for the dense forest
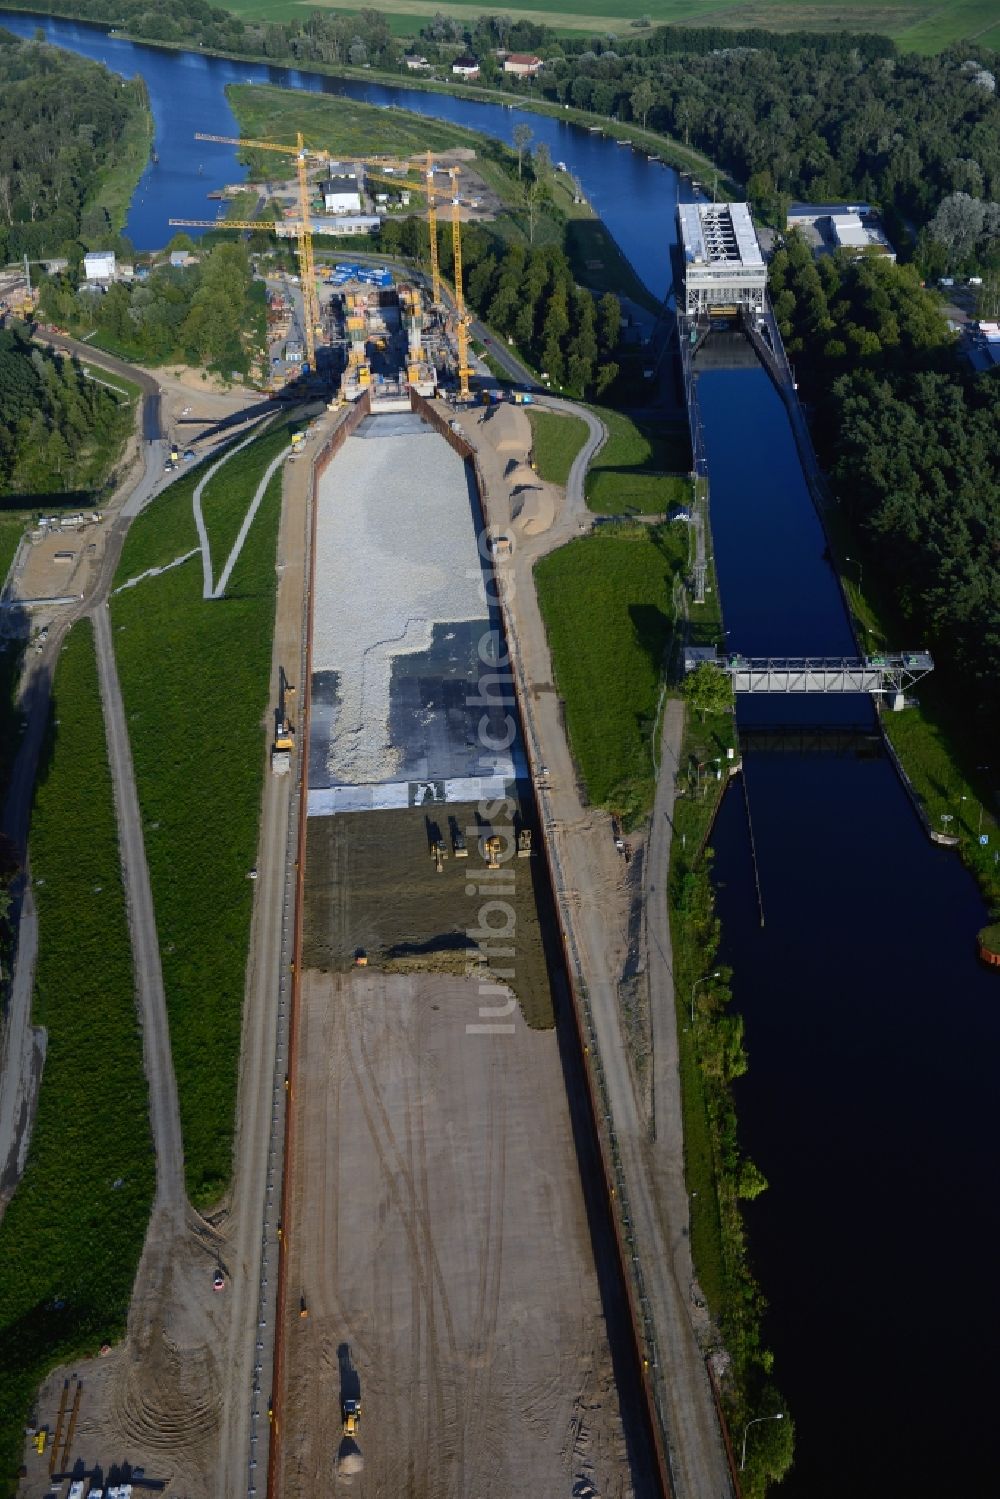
[0,326,131,497]
[0,28,148,263]
[771,235,999,736]
[39,242,266,374]
[377,210,620,395]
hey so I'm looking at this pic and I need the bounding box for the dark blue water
[701,368,996,1498]
[3,13,995,1492]
[0,9,688,297]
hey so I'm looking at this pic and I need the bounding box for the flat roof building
[677,202,766,318]
[83,250,116,282]
[322,172,363,214]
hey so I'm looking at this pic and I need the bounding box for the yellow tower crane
[177,130,327,368]
[173,137,475,397]
[361,160,473,399]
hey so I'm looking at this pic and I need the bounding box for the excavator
[271,666,296,774]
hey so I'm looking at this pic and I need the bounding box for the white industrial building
[322,171,363,214]
[677,202,766,318]
[83,250,116,282]
[786,202,895,261]
[277,216,380,239]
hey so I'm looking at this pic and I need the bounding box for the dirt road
[457,400,734,1499]
[280,969,635,1499]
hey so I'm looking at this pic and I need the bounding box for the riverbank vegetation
[0,326,133,500]
[0,620,154,1491]
[772,233,999,907]
[535,522,685,825]
[111,425,288,1204]
[38,243,266,378]
[0,28,150,262]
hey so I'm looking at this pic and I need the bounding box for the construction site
[171,134,480,408]
[275,380,653,1495]
[4,108,737,1499]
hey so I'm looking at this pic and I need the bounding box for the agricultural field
[535,523,686,822]
[585,406,691,515]
[219,0,1000,48]
[110,425,290,1206]
[0,621,154,1489]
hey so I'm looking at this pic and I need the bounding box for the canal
[2,12,996,1493]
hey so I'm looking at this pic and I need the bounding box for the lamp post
[690,969,721,1026]
[741,1412,784,1470]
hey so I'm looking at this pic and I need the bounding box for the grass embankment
[111,425,289,1206]
[200,425,285,582]
[84,75,153,237]
[825,518,1000,910]
[0,621,154,1490]
[585,406,691,514]
[535,522,686,824]
[0,516,29,802]
[527,407,589,485]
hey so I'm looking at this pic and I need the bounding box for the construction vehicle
[482,834,502,870]
[517,828,533,858]
[342,1397,361,1437]
[34,1430,46,1455]
[271,666,295,774]
[432,838,447,873]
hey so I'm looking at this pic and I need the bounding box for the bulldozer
[342,1397,361,1437]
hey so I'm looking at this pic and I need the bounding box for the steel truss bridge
[685,649,934,696]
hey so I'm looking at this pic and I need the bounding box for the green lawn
[527,408,589,485]
[200,424,290,585]
[535,524,686,823]
[585,406,692,514]
[111,426,288,1206]
[0,621,154,1491]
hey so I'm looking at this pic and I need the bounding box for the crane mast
[180,136,475,397]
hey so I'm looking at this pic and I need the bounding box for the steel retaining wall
[266,390,371,1499]
[411,391,675,1498]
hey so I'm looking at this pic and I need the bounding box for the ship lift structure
[685,647,935,703]
[169,135,475,397]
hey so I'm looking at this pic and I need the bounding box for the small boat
[151,148,159,165]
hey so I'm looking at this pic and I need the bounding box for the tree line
[772,234,999,738]
[0,28,148,264]
[0,325,131,497]
[11,0,1000,246]
[38,242,265,375]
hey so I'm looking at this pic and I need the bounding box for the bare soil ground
[279,969,634,1499]
[21,1209,227,1497]
[303,800,557,1029]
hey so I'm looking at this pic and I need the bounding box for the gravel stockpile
[312,419,490,786]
